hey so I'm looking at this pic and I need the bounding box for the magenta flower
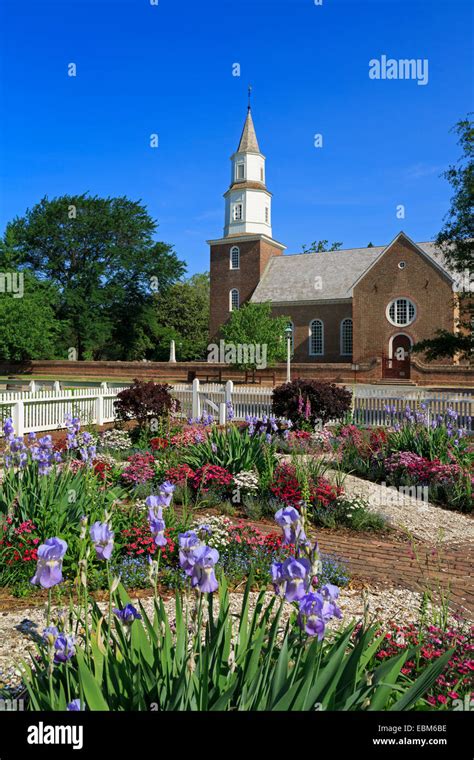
[30,537,68,589]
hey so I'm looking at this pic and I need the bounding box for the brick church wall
[352,237,455,365]
[209,237,282,338]
[270,302,352,363]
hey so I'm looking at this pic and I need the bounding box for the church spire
[237,107,260,153]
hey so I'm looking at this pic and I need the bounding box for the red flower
[150,437,169,451]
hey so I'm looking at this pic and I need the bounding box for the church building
[208,107,468,383]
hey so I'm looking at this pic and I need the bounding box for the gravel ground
[330,471,474,544]
[0,585,466,693]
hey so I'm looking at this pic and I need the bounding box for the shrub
[272,379,352,429]
[114,379,178,432]
[180,424,276,475]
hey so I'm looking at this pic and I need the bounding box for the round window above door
[386,298,416,327]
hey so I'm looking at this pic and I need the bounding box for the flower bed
[326,406,473,513]
[0,407,471,713]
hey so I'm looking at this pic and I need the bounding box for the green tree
[3,194,186,359]
[0,272,62,360]
[153,272,210,361]
[301,240,343,253]
[220,302,290,370]
[412,116,473,363]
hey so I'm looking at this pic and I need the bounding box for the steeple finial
[248,84,252,111]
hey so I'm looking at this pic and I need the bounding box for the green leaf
[76,651,110,711]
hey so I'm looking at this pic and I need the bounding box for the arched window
[230,246,240,270]
[340,318,353,356]
[386,298,416,327]
[229,289,240,311]
[309,320,324,356]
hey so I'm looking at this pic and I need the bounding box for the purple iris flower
[281,557,311,602]
[148,514,167,547]
[89,521,114,560]
[275,506,306,545]
[297,593,326,639]
[43,626,59,645]
[113,603,142,624]
[31,538,67,589]
[67,699,83,711]
[52,633,76,663]
[159,481,175,498]
[320,583,339,601]
[191,545,219,593]
[146,494,167,514]
[270,561,285,596]
[178,531,201,574]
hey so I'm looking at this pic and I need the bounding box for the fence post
[219,402,226,426]
[192,378,201,419]
[95,395,105,426]
[225,380,233,405]
[29,380,36,393]
[100,382,108,391]
[53,381,61,392]
[12,400,25,437]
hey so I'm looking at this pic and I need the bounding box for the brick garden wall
[0,358,472,387]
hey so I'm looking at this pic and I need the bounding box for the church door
[382,334,411,379]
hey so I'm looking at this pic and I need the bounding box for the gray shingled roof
[237,109,260,153]
[250,240,453,303]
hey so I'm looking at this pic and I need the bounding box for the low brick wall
[0,358,472,387]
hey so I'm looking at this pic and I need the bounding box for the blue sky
[0,0,472,275]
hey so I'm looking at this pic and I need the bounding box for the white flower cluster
[310,429,334,447]
[100,428,132,451]
[93,453,117,468]
[233,470,260,494]
[192,515,233,551]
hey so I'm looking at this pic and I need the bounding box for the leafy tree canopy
[2,194,186,359]
[220,302,290,370]
[153,273,210,361]
[0,271,63,360]
[412,116,473,363]
[301,240,343,253]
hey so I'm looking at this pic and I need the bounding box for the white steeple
[223,105,272,237]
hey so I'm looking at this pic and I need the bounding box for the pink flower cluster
[170,427,210,447]
[122,452,156,484]
[375,622,474,707]
[192,464,233,491]
[384,451,462,485]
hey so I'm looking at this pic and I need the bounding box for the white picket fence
[0,380,472,436]
[0,385,130,436]
[173,380,473,431]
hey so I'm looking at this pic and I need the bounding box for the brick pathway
[232,517,474,620]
